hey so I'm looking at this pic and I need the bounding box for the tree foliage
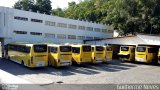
[14,0,52,15]
[53,0,160,35]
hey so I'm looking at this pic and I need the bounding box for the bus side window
[50,47,58,53]
[72,47,80,53]
[131,48,135,52]
[92,47,94,52]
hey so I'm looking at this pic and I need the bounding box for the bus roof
[70,44,90,47]
[47,44,71,47]
[91,45,103,47]
[8,42,47,46]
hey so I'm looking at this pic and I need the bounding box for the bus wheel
[121,58,125,63]
[48,60,50,66]
[152,59,158,65]
[7,56,10,60]
[21,61,25,66]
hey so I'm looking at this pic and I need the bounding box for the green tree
[36,0,52,15]
[52,8,65,17]
[14,0,35,11]
[14,0,52,15]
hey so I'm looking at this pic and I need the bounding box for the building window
[30,32,42,36]
[86,37,93,40]
[68,35,76,39]
[78,26,85,30]
[14,16,28,21]
[31,19,43,23]
[13,30,27,34]
[57,34,66,39]
[94,37,100,39]
[77,36,85,40]
[108,30,113,33]
[68,24,77,29]
[102,29,108,32]
[87,27,93,31]
[45,21,56,26]
[45,33,55,38]
[57,23,67,28]
[94,28,101,32]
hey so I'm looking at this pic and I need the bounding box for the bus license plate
[37,61,45,67]
[137,58,144,62]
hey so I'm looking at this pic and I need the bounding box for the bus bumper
[58,60,72,66]
[135,57,145,62]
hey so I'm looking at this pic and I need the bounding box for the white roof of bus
[8,42,46,46]
[70,44,90,47]
[47,44,70,47]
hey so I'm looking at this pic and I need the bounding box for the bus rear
[31,44,48,67]
[58,45,72,66]
[105,46,113,61]
[92,46,105,63]
[135,46,150,63]
[81,45,92,63]
[72,45,91,64]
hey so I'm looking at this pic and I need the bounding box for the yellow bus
[48,44,72,67]
[71,44,92,64]
[135,46,158,63]
[104,46,113,61]
[91,45,105,63]
[7,43,48,68]
[158,48,160,64]
[118,46,135,62]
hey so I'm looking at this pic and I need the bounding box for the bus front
[58,45,72,66]
[92,46,105,63]
[135,46,147,62]
[105,46,113,61]
[118,46,130,61]
[31,44,48,67]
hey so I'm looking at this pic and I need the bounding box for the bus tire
[152,59,158,65]
[7,56,10,60]
[48,60,50,66]
[21,61,25,66]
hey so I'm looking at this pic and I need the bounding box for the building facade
[0,6,113,46]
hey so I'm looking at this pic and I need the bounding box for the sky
[0,0,81,9]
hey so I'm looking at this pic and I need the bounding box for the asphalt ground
[0,59,160,90]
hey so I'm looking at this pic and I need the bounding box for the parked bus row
[118,45,160,64]
[5,43,113,68]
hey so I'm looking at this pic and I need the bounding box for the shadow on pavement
[0,59,137,76]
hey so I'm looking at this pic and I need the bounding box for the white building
[0,6,113,47]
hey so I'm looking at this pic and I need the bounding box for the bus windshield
[106,47,112,51]
[83,46,91,52]
[96,46,104,51]
[34,44,47,52]
[136,47,146,52]
[121,47,129,51]
[60,46,72,52]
